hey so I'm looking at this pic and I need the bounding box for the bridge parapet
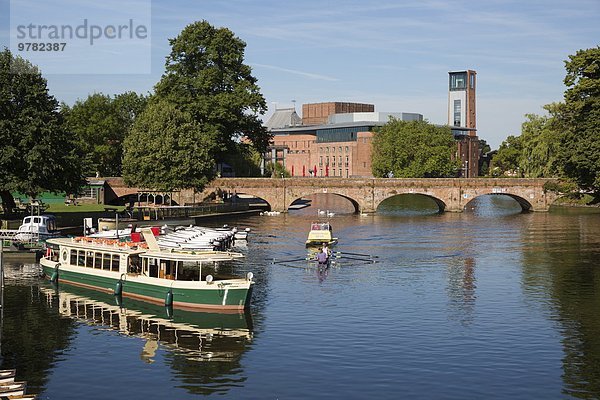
[202,177,561,213]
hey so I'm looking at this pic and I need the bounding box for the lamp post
[282,173,286,213]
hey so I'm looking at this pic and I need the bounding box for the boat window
[34,217,40,224]
[70,249,77,265]
[103,254,111,270]
[177,262,200,281]
[128,255,141,274]
[86,251,94,268]
[149,258,159,278]
[78,250,85,266]
[111,255,120,272]
[94,252,102,269]
[24,217,31,224]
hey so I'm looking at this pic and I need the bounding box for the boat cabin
[306,222,337,246]
[46,238,238,283]
[15,214,58,241]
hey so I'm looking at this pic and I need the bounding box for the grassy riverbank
[554,193,599,207]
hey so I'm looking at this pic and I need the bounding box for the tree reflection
[520,212,600,398]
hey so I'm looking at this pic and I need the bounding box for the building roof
[271,120,383,135]
[265,108,302,130]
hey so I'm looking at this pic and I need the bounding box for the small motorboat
[306,222,337,247]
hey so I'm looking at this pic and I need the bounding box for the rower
[322,242,330,259]
[315,247,328,267]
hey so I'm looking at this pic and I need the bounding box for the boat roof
[310,222,331,229]
[143,250,244,262]
[47,237,244,261]
[47,237,147,254]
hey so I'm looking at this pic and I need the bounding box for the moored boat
[40,228,254,311]
[0,215,59,245]
[306,222,337,247]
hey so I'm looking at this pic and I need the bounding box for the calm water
[2,195,600,399]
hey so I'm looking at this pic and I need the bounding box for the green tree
[221,142,262,177]
[63,91,147,177]
[478,139,491,176]
[518,104,563,178]
[122,100,215,191]
[154,20,271,158]
[0,49,83,211]
[491,135,523,176]
[371,119,459,178]
[558,46,600,193]
[265,161,291,178]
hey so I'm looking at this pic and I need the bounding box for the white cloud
[251,63,339,82]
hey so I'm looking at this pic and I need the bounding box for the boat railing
[69,237,148,249]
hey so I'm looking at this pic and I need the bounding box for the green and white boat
[40,228,254,312]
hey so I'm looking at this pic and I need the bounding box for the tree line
[489,47,600,197]
[371,46,600,200]
[1,19,598,210]
[0,20,270,210]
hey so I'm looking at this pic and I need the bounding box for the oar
[274,257,312,264]
[335,251,378,258]
[339,255,377,263]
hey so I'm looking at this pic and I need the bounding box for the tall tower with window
[448,70,479,177]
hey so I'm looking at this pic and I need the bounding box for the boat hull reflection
[39,282,253,362]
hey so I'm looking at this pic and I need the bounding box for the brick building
[264,104,422,177]
[302,102,374,125]
[264,71,480,178]
[448,70,479,177]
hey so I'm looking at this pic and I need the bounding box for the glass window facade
[316,126,374,143]
[453,100,461,126]
[449,72,467,91]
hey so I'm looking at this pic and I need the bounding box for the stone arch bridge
[202,177,560,214]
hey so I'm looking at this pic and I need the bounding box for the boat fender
[50,263,60,283]
[165,290,173,307]
[114,280,123,296]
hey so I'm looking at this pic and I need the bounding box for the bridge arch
[287,191,361,213]
[374,192,447,214]
[200,177,559,213]
[463,191,533,212]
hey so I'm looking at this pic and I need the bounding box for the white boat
[40,228,254,311]
[0,215,59,244]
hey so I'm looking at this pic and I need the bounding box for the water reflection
[377,194,440,216]
[0,263,77,395]
[445,257,477,327]
[519,210,600,398]
[40,284,252,358]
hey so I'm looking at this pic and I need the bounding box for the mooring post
[0,239,4,310]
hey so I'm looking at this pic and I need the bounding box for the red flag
[314,165,317,176]
[291,165,294,176]
[303,165,306,177]
[325,165,329,177]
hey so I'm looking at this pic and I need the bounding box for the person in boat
[322,242,330,259]
[316,247,329,268]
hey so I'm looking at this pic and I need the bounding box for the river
[1,194,600,399]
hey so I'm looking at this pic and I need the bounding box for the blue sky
[1,0,599,148]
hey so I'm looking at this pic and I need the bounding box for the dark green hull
[41,263,253,312]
